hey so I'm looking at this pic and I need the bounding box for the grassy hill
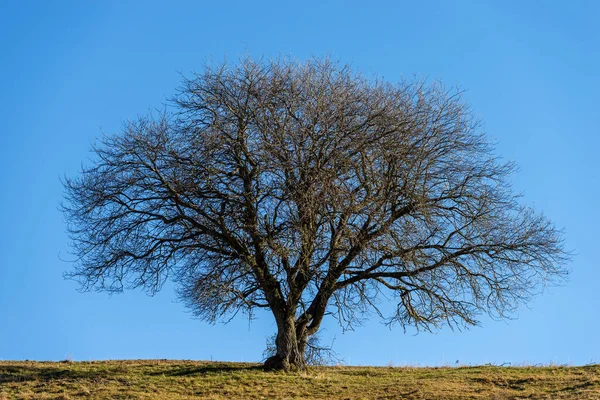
[1,360,599,399]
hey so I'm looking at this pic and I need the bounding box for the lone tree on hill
[62,57,569,371]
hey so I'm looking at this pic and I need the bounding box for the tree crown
[63,57,569,339]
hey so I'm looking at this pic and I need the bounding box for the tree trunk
[263,316,307,371]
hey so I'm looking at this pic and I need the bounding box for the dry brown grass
[0,360,598,399]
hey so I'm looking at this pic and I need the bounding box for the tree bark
[263,316,307,371]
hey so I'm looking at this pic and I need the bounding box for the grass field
[1,360,599,399]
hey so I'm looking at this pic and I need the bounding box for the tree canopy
[63,57,569,371]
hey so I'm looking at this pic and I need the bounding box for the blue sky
[0,0,598,366]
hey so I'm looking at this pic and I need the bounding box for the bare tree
[62,57,569,371]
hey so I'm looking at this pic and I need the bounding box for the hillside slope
[1,360,599,399]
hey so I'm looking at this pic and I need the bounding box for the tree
[62,57,569,371]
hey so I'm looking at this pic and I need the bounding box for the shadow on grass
[0,362,266,384]
[0,364,111,385]
[146,363,264,377]
[555,380,599,393]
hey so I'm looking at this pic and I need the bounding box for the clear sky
[1,0,598,366]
